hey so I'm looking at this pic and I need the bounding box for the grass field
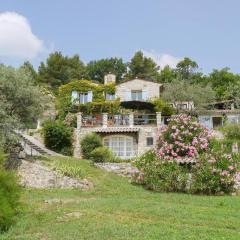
[1,157,240,240]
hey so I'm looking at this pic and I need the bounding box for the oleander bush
[134,115,240,194]
[157,114,212,161]
[133,150,189,192]
[80,133,102,159]
[191,149,240,194]
[0,150,21,233]
[42,120,73,155]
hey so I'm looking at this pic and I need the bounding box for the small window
[80,93,88,104]
[79,91,92,104]
[106,93,115,100]
[131,90,142,101]
[146,137,153,146]
[177,104,188,110]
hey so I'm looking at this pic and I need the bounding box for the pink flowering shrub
[133,115,240,194]
[157,115,211,162]
[191,151,240,194]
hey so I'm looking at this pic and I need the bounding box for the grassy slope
[1,157,240,240]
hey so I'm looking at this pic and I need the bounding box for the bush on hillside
[0,150,21,232]
[90,146,114,163]
[42,120,73,155]
[220,123,240,140]
[80,133,102,159]
[133,150,189,192]
[133,115,240,194]
[191,150,240,194]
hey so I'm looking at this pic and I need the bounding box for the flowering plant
[191,151,240,194]
[157,115,212,162]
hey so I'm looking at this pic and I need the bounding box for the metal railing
[80,113,162,127]
[107,114,130,126]
[134,114,156,125]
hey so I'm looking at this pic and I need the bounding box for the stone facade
[115,79,162,101]
[73,119,160,159]
[71,78,162,159]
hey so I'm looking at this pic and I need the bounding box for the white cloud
[142,50,182,70]
[0,12,44,59]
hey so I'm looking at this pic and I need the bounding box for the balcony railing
[81,114,103,127]
[79,112,162,128]
[134,114,156,125]
[107,114,129,126]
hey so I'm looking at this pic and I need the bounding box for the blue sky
[0,0,240,73]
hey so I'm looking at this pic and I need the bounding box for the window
[106,93,115,101]
[177,104,188,110]
[131,90,142,101]
[146,137,153,146]
[103,136,135,159]
[79,91,92,104]
[80,93,88,104]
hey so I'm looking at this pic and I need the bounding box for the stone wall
[115,79,161,101]
[137,126,158,156]
[73,125,159,159]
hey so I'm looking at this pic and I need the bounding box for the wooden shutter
[71,91,78,103]
[125,90,131,101]
[142,90,148,100]
[88,91,93,102]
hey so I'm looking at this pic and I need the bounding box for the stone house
[72,74,162,159]
[70,74,240,159]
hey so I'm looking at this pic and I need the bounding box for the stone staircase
[17,132,62,157]
[21,135,49,155]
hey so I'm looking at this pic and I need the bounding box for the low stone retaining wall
[18,160,92,190]
[94,162,139,178]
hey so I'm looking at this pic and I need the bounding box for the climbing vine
[57,80,120,114]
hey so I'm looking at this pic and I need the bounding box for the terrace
[78,112,163,128]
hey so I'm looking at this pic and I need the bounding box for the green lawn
[1,157,240,240]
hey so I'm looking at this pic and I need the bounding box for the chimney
[104,73,116,85]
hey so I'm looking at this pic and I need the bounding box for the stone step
[21,136,49,155]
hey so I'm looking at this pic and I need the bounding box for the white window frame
[103,136,135,159]
[79,92,88,104]
[131,90,142,101]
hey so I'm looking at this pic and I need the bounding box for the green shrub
[90,146,113,163]
[153,98,175,116]
[80,133,102,159]
[208,138,233,154]
[0,150,21,232]
[42,120,73,155]
[220,123,240,140]
[56,161,83,179]
[134,150,189,192]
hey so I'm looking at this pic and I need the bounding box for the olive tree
[0,65,46,146]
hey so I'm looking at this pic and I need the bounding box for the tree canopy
[38,51,86,89]
[0,65,46,146]
[162,79,215,109]
[86,58,126,83]
[126,51,160,81]
[208,68,240,100]
[176,57,199,81]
